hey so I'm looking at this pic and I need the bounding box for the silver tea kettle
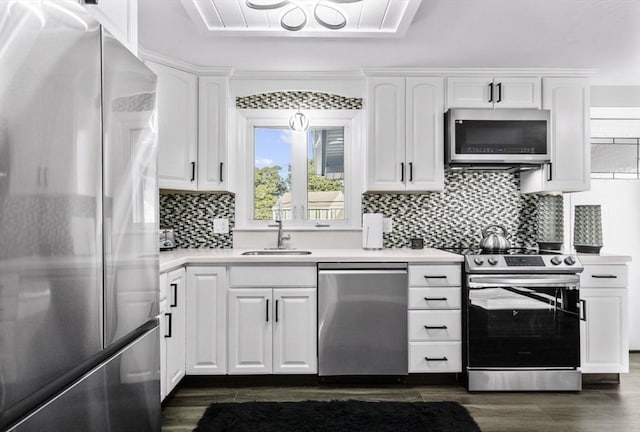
[479,224,511,252]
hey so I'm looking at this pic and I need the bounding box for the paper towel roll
[362,213,383,250]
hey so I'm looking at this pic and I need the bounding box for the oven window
[467,286,580,368]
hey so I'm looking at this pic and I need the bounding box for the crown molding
[363,68,599,77]
[138,46,233,75]
[229,70,365,80]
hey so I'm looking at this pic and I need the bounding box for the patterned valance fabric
[236,91,362,110]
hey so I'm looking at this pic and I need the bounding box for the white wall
[565,180,640,350]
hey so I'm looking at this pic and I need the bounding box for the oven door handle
[468,275,580,287]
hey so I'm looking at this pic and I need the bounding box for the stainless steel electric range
[445,248,585,391]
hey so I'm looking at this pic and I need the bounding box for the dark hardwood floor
[162,353,640,431]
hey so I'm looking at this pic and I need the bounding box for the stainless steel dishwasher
[318,263,408,376]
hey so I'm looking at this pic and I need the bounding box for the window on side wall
[238,111,361,229]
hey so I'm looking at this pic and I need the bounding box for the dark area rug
[194,400,482,432]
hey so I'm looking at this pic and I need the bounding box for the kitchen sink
[241,250,312,256]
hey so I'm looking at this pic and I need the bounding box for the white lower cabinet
[186,266,227,375]
[408,264,462,373]
[580,263,629,374]
[228,288,317,374]
[160,268,186,401]
[227,265,317,375]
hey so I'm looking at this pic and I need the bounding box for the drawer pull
[423,275,447,279]
[424,297,448,302]
[425,356,448,362]
[424,325,448,330]
[591,274,618,279]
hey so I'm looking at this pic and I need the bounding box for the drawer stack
[408,264,462,373]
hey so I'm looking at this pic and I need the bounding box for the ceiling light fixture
[288,108,309,132]
[246,0,362,32]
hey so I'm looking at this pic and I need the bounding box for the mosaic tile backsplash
[362,172,541,249]
[159,173,561,250]
[236,91,362,110]
[159,192,234,248]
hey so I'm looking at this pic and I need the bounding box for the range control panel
[465,255,583,274]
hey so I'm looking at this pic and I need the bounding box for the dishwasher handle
[318,262,407,271]
[319,269,408,276]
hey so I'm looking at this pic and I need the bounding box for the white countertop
[577,253,632,265]
[159,247,463,273]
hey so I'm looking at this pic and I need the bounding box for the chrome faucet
[275,213,291,249]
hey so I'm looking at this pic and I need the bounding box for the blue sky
[255,127,300,180]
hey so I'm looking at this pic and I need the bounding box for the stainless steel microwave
[445,109,551,170]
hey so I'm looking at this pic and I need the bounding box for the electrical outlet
[383,217,393,233]
[213,218,229,234]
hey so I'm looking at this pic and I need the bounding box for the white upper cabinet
[147,62,198,190]
[520,77,590,193]
[446,76,541,109]
[148,62,230,192]
[367,76,444,192]
[198,76,229,191]
[84,0,138,56]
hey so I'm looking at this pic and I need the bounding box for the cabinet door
[366,77,406,191]
[186,266,227,375]
[273,288,317,374]
[492,77,541,109]
[165,268,186,394]
[84,0,138,56]
[580,288,629,373]
[405,77,444,192]
[159,297,168,402]
[520,78,590,193]
[446,77,494,109]
[228,289,272,374]
[198,76,229,191]
[147,62,198,190]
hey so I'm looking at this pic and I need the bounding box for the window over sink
[236,110,362,230]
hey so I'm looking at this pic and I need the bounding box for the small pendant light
[288,107,309,132]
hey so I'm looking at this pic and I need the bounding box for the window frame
[236,109,363,230]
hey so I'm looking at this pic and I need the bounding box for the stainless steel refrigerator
[0,1,160,430]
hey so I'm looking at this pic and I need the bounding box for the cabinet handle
[424,297,448,302]
[82,0,98,4]
[170,283,177,308]
[496,82,502,103]
[580,299,587,321]
[164,312,172,338]
[424,325,448,330]
[191,161,196,182]
[409,162,413,182]
[423,275,447,279]
[546,162,553,182]
[488,82,494,103]
[400,162,405,182]
[275,299,279,322]
[219,162,224,182]
[425,356,448,362]
[591,274,618,279]
[266,299,269,322]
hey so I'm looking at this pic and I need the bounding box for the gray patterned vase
[537,195,564,250]
[573,205,603,253]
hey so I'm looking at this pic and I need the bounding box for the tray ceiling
[179,0,422,37]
